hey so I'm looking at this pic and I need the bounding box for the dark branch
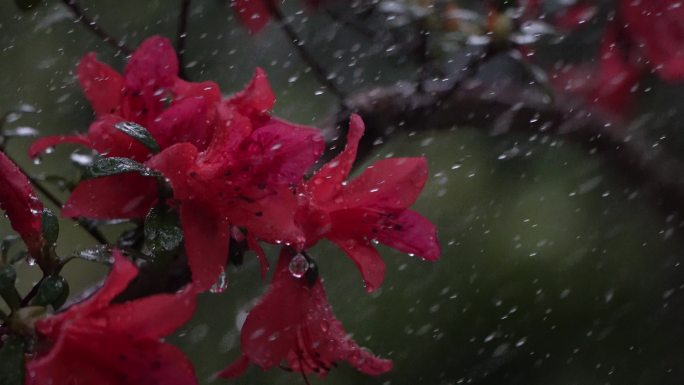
[334,79,684,217]
[177,0,192,80]
[61,0,132,55]
[264,1,348,106]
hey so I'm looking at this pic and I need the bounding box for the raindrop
[288,253,309,278]
[209,269,229,293]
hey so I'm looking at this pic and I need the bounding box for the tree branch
[176,0,192,80]
[264,1,348,107]
[61,0,132,55]
[334,79,684,216]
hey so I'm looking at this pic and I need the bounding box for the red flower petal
[88,115,151,161]
[121,36,178,126]
[231,0,273,34]
[180,200,229,292]
[308,114,364,202]
[226,68,275,117]
[146,142,199,201]
[28,316,197,385]
[100,287,196,339]
[621,0,684,82]
[28,252,199,385]
[239,118,325,187]
[224,248,391,377]
[62,174,157,220]
[0,151,44,256]
[77,52,123,116]
[37,252,138,338]
[172,78,221,105]
[28,134,92,159]
[337,157,428,210]
[375,210,441,261]
[328,236,386,292]
[150,97,215,150]
[247,232,269,278]
[219,355,250,378]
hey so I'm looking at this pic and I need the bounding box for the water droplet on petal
[289,253,309,278]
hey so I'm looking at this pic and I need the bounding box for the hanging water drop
[288,253,309,278]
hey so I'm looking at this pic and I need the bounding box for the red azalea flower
[29,35,324,291]
[147,71,324,290]
[29,35,221,220]
[620,0,684,82]
[26,251,198,385]
[230,0,327,34]
[233,115,440,292]
[551,21,641,118]
[0,151,44,258]
[219,248,392,379]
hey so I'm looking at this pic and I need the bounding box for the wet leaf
[144,205,183,258]
[41,209,59,248]
[114,121,160,154]
[31,275,69,309]
[1,235,19,263]
[83,156,158,179]
[0,265,17,292]
[0,335,25,385]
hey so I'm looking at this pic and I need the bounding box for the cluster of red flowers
[0,35,439,384]
[548,0,684,117]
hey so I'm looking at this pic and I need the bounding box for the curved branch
[333,80,684,215]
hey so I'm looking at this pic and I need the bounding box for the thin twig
[61,0,132,55]
[177,0,192,80]
[263,1,348,106]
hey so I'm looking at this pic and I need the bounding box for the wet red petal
[228,249,392,376]
[247,232,269,278]
[226,68,275,116]
[376,210,441,261]
[621,0,684,82]
[218,355,251,378]
[328,236,386,292]
[150,97,214,150]
[28,317,197,385]
[62,174,157,220]
[146,142,199,201]
[239,118,324,187]
[231,0,273,34]
[308,114,364,202]
[337,157,428,210]
[88,115,151,161]
[77,53,123,116]
[0,151,44,256]
[28,135,92,159]
[102,286,197,339]
[180,200,229,292]
[121,36,178,126]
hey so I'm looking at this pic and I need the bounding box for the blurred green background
[2,1,684,384]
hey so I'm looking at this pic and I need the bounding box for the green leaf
[41,209,59,247]
[144,206,183,258]
[32,275,69,309]
[0,266,20,310]
[114,122,161,154]
[1,235,19,263]
[84,156,158,179]
[0,335,25,385]
[0,266,17,292]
